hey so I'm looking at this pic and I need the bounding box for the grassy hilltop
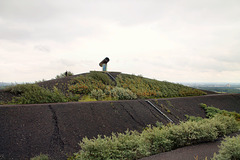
[0,71,206,105]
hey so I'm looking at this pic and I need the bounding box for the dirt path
[140,132,240,160]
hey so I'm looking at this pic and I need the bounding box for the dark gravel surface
[0,94,239,159]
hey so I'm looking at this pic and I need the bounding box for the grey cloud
[152,52,240,73]
[1,0,240,82]
[0,0,101,42]
[1,0,240,43]
[0,17,101,42]
[0,0,58,23]
[0,24,32,41]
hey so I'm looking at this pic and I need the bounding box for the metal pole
[145,100,174,123]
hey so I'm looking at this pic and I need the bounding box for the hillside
[1,93,240,160]
[0,71,208,105]
[1,71,239,159]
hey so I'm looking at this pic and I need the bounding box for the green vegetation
[1,71,207,104]
[5,84,68,104]
[212,135,240,160]
[185,115,203,122]
[68,71,114,95]
[116,74,206,98]
[68,72,206,102]
[68,112,239,160]
[200,103,240,121]
[110,87,137,100]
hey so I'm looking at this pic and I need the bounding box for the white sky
[0,0,240,83]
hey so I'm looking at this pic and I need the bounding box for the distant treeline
[198,87,240,94]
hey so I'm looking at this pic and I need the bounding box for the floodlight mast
[99,57,110,71]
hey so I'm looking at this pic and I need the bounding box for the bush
[211,114,239,136]
[5,83,34,94]
[90,89,106,100]
[111,87,137,100]
[212,135,240,160]
[69,114,239,160]
[141,125,173,154]
[167,119,218,148]
[76,131,150,160]
[8,84,68,104]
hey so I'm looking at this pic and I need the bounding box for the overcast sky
[0,0,240,83]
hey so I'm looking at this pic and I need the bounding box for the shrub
[111,87,137,100]
[90,89,106,100]
[200,103,223,118]
[211,114,239,136]
[141,125,173,154]
[167,119,218,148]
[9,84,68,104]
[5,83,34,95]
[69,113,239,160]
[212,135,240,160]
[200,103,240,121]
[74,131,150,160]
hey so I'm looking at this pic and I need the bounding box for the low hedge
[69,114,239,160]
[212,135,240,160]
